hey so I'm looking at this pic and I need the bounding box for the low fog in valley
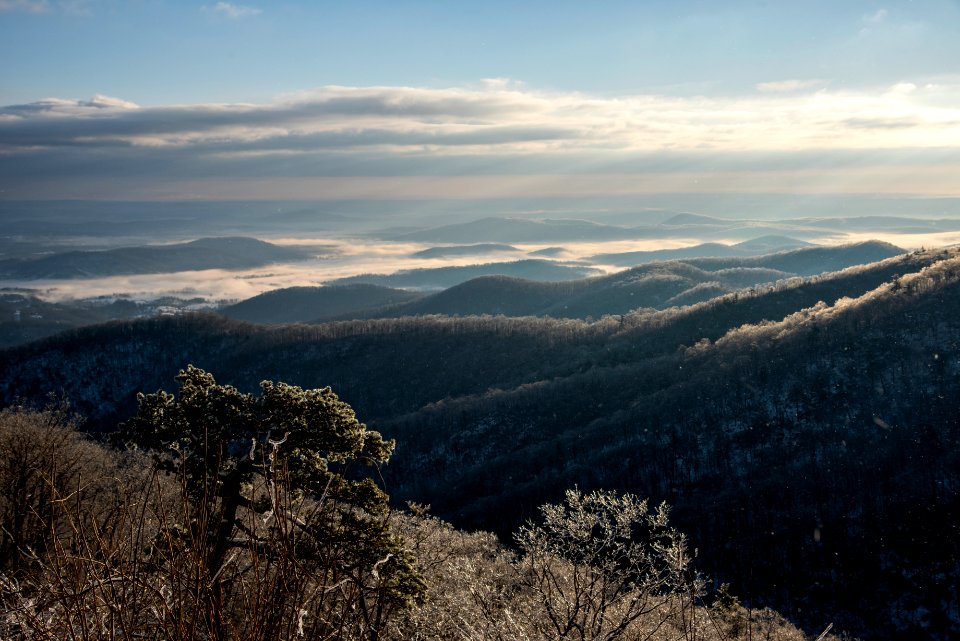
[5,198,960,305]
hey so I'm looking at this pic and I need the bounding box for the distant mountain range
[781,215,960,233]
[685,241,904,276]
[659,212,730,226]
[370,241,901,319]
[381,213,960,244]
[390,217,636,243]
[590,235,813,266]
[527,246,567,257]
[0,237,313,279]
[355,264,790,320]
[326,259,599,290]
[216,241,904,324]
[0,240,907,339]
[410,243,520,259]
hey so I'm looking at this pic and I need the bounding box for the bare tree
[514,489,703,641]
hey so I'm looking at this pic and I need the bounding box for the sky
[2,0,960,204]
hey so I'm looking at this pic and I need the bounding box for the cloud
[3,82,957,153]
[480,78,525,90]
[57,0,93,16]
[0,0,50,12]
[859,7,888,35]
[887,82,917,95]
[842,117,918,130]
[857,6,927,41]
[863,8,888,26]
[2,81,960,199]
[0,0,92,14]
[755,79,823,93]
[82,94,140,109]
[208,2,261,19]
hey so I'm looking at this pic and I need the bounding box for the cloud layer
[208,2,260,19]
[0,0,49,13]
[2,81,959,199]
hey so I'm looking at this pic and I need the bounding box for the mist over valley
[0,200,945,345]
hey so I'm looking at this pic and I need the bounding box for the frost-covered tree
[514,489,702,641]
[117,365,425,640]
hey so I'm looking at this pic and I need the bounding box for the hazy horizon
[3,1,960,209]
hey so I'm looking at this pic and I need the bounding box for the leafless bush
[0,404,126,575]
[388,506,531,641]
[390,492,837,641]
[512,489,703,641]
[0,405,422,641]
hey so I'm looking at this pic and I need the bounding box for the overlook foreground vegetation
[0,393,817,641]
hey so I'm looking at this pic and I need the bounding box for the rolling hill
[326,259,599,290]
[686,240,904,276]
[410,243,520,259]
[0,237,314,279]
[327,241,904,320]
[220,284,424,324]
[365,263,789,319]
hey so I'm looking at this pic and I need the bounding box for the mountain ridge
[315,241,904,321]
[0,236,314,279]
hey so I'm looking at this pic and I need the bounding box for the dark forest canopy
[2,246,960,639]
[220,283,425,324]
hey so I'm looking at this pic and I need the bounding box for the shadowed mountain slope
[734,234,813,252]
[371,276,586,318]
[3,246,936,431]
[220,284,424,324]
[376,250,960,640]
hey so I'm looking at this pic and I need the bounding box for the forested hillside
[382,250,960,639]
[221,283,424,324]
[2,246,959,639]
